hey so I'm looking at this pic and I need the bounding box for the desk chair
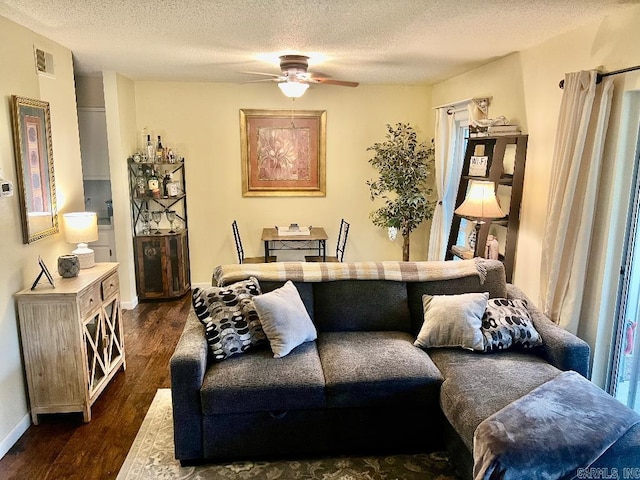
[305,219,350,262]
[232,220,277,264]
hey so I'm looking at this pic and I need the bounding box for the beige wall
[0,16,84,456]
[103,72,139,307]
[432,4,640,385]
[131,82,432,285]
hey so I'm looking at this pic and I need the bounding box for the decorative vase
[58,254,80,278]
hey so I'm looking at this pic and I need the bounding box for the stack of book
[469,125,489,137]
[451,245,474,259]
[276,225,311,236]
[488,124,521,136]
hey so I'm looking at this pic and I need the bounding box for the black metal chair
[232,220,277,264]
[305,219,350,262]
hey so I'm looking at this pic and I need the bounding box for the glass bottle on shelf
[148,167,160,198]
[145,134,155,163]
[156,136,164,163]
[167,172,179,197]
[135,170,147,198]
[162,170,171,197]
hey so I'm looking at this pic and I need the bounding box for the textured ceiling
[0,0,637,85]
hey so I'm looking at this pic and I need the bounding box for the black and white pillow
[192,277,261,324]
[191,277,267,361]
[481,298,543,352]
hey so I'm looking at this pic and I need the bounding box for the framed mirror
[10,95,58,243]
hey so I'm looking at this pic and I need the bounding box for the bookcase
[445,134,528,282]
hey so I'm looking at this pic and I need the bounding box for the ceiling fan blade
[243,78,280,83]
[313,78,359,87]
[241,71,283,78]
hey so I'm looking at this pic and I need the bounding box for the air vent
[34,47,55,77]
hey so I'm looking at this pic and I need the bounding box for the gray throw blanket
[473,370,640,480]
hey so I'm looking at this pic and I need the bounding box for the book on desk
[276,225,311,236]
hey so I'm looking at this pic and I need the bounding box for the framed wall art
[10,95,59,243]
[240,109,326,197]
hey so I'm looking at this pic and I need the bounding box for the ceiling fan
[244,55,359,98]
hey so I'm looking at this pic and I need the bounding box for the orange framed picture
[240,109,326,197]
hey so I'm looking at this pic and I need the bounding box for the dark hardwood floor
[0,294,192,480]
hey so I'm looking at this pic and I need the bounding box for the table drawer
[78,283,101,317]
[101,271,119,299]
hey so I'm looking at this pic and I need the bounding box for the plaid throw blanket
[213,258,487,286]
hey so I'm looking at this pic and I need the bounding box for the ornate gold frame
[10,96,59,243]
[240,109,326,197]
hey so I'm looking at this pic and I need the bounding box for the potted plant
[366,123,435,261]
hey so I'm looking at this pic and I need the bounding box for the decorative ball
[58,255,80,278]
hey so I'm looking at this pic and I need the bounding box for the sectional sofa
[170,259,640,478]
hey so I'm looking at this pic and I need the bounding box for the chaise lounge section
[170,259,640,478]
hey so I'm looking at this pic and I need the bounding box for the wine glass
[166,210,177,233]
[151,211,162,234]
[140,209,151,235]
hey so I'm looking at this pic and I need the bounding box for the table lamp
[63,212,99,269]
[454,180,505,257]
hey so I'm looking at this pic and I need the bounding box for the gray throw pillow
[192,277,267,361]
[414,292,488,351]
[481,298,543,352]
[253,280,317,358]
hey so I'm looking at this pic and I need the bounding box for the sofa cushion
[253,280,318,358]
[192,277,261,324]
[428,348,561,451]
[318,331,443,408]
[260,281,314,321]
[201,341,325,415]
[312,280,411,332]
[192,278,267,361]
[407,259,507,335]
[481,298,543,352]
[415,292,488,351]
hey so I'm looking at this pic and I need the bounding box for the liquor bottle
[156,135,164,163]
[162,170,171,197]
[145,135,155,163]
[148,167,160,198]
[167,173,179,197]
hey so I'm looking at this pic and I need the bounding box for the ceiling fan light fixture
[278,80,309,98]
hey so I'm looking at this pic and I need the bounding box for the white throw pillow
[414,292,489,351]
[252,280,317,358]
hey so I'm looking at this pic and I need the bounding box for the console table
[15,263,125,424]
[261,227,328,262]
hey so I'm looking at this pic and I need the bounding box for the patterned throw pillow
[191,277,267,361]
[481,298,543,352]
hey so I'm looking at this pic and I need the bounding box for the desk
[262,227,328,262]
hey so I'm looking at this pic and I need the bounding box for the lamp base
[72,243,95,269]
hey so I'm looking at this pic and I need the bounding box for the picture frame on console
[240,109,326,197]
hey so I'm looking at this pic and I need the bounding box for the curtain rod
[559,65,640,89]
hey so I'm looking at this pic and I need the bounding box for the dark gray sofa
[170,260,640,477]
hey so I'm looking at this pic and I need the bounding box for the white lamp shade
[62,212,98,269]
[63,212,99,243]
[278,81,309,98]
[454,181,505,220]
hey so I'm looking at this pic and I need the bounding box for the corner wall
[431,4,640,385]
[0,16,84,458]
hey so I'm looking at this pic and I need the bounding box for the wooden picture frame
[240,109,326,197]
[10,96,59,243]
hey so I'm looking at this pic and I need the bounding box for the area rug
[117,389,460,480]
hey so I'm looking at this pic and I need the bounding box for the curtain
[540,70,614,333]
[428,108,464,260]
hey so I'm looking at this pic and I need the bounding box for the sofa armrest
[506,284,591,378]
[170,308,209,461]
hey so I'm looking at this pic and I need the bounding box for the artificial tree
[367,123,435,261]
